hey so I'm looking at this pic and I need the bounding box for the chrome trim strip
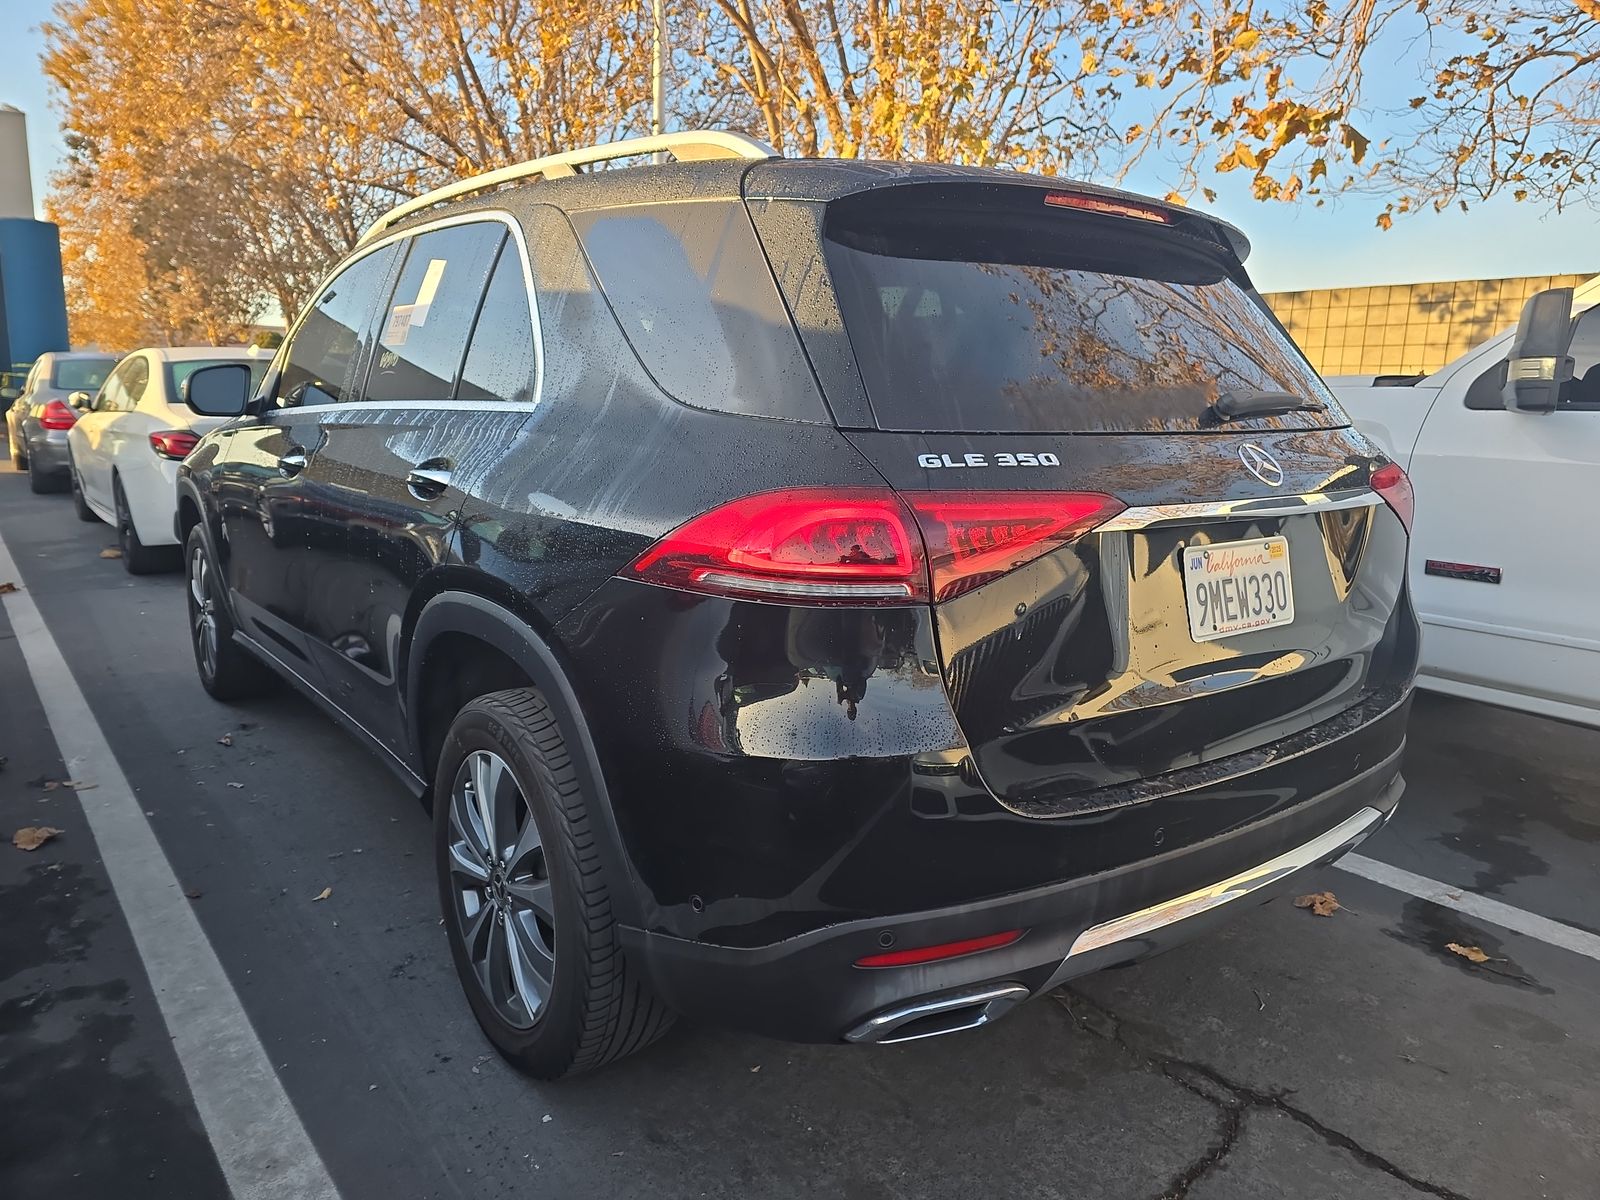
[1099,488,1380,532]
[1064,805,1385,958]
[844,983,1030,1045]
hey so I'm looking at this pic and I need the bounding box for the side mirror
[1502,287,1575,413]
[182,363,253,418]
[68,390,93,410]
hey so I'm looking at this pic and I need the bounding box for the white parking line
[1338,852,1600,963]
[0,531,340,1200]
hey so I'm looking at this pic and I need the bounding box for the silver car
[4,351,120,492]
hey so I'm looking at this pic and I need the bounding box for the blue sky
[5,0,1597,293]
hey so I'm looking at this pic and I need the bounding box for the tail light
[1371,462,1413,533]
[1043,191,1172,224]
[149,430,201,461]
[38,400,77,430]
[624,488,1124,605]
[902,492,1125,601]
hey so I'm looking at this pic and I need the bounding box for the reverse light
[38,400,77,430]
[625,489,1125,606]
[856,929,1025,968]
[1043,191,1173,224]
[1371,462,1413,533]
[149,429,201,461]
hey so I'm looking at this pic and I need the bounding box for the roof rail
[357,130,779,244]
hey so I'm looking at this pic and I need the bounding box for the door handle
[277,448,308,478]
[406,459,453,500]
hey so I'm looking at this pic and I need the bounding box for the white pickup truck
[1329,274,1600,727]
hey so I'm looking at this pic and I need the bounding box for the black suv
[176,131,1418,1079]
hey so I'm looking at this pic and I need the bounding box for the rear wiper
[1206,389,1324,423]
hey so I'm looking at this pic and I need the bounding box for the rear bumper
[25,431,71,476]
[620,699,1407,1044]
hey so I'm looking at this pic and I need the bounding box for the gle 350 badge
[917,451,1062,469]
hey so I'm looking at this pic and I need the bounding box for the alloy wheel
[187,542,219,681]
[447,749,556,1029]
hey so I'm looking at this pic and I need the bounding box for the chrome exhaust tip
[844,983,1030,1045]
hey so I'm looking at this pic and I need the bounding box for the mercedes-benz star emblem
[1239,443,1284,487]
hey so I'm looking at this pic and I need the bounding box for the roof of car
[382,152,1252,263]
[133,346,262,363]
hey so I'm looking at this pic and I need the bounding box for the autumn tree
[41,0,1599,348]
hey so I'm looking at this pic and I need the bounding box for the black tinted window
[51,358,116,391]
[365,223,505,404]
[457,243,537,404]
[280,245,397,407]
[825,192,1344,434]
[573,202,828,422]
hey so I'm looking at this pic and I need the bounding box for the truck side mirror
[1502,287,1575,413]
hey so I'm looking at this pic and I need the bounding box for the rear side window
[823,188,1344,434]
[572,201,828,422]
[457,241,538,404]
[51,358,116,391]
[366,222,506,404]
[279,244,398,407]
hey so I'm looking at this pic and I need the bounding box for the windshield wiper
[1206,389,1324,423]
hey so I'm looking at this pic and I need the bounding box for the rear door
[299,218,533,757]
[784,184,1416,811]
[1403,302,1600,716]
[71,357,141,511]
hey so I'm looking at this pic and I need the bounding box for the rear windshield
[51,358,117,391]
[823,190,1344,434]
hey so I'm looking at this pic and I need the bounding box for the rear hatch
[751,177,1413,813]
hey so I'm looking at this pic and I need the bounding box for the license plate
[1183,536,1294,642]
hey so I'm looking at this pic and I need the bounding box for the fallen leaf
[226,781,244,789]
[184,888,203,900]
[217,734,234,747]
[313,887,333,902]
[13,826,64,851]
[750,1065,761,1073]
[43,780,60,791]
[99,547,122,559]
[541,1114,553,1123]
[63,780,96,791]
[0,581,18,594]
[1293,891,1341,917]
[1446,942,1491,964]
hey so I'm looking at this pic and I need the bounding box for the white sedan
[67,346,269,573]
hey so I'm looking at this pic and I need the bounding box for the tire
[435,689,674,1079]
[28,462,64,494]
[184,526,273,701]
[114,475,173,573]
[70,464,99,522]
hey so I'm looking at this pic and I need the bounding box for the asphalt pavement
[1,460,1596,1200]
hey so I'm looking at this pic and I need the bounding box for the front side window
[456,241,537,404]
[96,359,138,412]
[365,222,506,404]
[279,244,399,407]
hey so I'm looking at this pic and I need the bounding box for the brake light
[856,929,1024,968]
[625,489,1125,605]
[1371,462,1413,533]
[903,492,1125,601]
[149,430,201,461]
[1043,191,1172,224]
[38,400,77,430]
[626,488,928,604]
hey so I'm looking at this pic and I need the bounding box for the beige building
[1264,272,1595,379]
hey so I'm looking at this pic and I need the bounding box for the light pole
[651,0,668,157]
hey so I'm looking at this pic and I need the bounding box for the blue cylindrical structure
[0,218,71,376]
